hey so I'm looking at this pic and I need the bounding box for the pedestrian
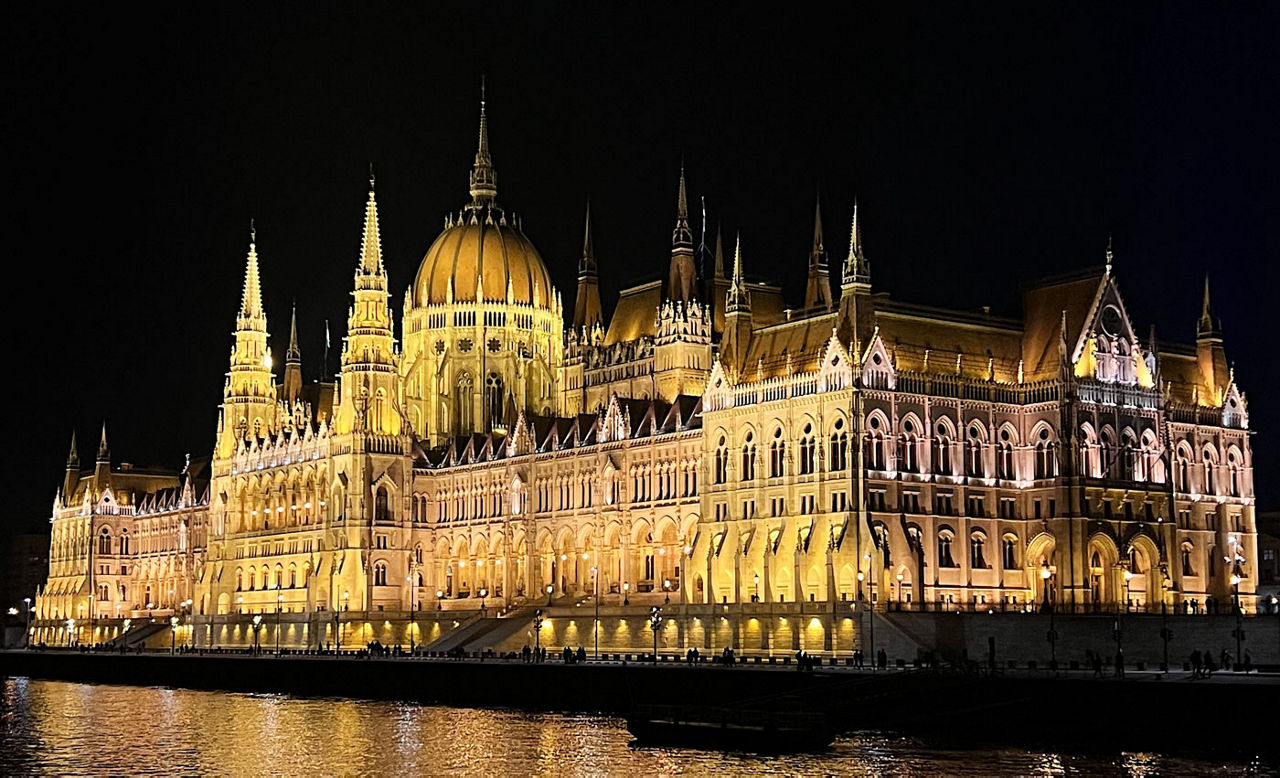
[1244,650,1253,674]
[1221,649,1232,672]
[1114,648,1124,678]
[878,648,887,670]
[576,645,587,664]
[1203,648,1215,676]
[1191,650,1202,679]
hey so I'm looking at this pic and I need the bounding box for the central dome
[414,208,553,308]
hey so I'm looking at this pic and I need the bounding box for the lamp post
[66,618,75,647]
[896,572,904,610]
[1230,574,1244,667]
[1041,562,1057,673]
[858,565,875,669]
[533,608,544,656]
[1124,569,1134,613]
[170,616,179,654]
[23,597,32,649]
[648,606,662,664]
[275,592,284,656]
[479,588,488,617]
[435,589,443,611]
[1159,572,1172,672]
[753,574,760,602]
[591,566,599,660]
[663,579,671,605]
[546,584,554,607]
[622,581,630,606]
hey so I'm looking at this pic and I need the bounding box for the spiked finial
[842,200,870,287]
[713,224,725,280]
[812,189,825,255]
[1197,274,1222,341]
[287,300,301,363]
[580,199,596,275]
[97,422,110,462]
[239,222,265,325]
[358,176,384,274]
[727,232,750,313]
[67,430,79,468]
[469,78,498,205]
[672,163,692,247]
[1105,234,1114,276]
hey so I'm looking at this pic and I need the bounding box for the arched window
[1203,447,1218,495]
[1181,542,1195,577]
[714,436,729,484]
[769,428,786,478]
[829,417,848,471]
[119,529,129,555]
[1001,534,1018,569]
[415,544,424,565]
[374,562,388,587]
[868,416,886,470]
[485,373,505,428]
[937,530,957,568]
[375,487,390,522]
[373,388,386,433]
[456,372,474,433]
[934,421,953,476]
[899,418,919,474]
[741,432,756,481]
[248,568,256,591]
[98,528,112,556]
[970,532,988,569]
[1174,445,1191,492]
[1034,428,1057,480]
[997,428,1015,481]
[1227,448,1243,497]
[799,424,816,475]
[966,424,985,478]
[236,567,244,592]
[288,563,297,588]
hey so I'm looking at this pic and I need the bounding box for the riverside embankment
[2,650,1274,755]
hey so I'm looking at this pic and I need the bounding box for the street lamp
[622,581,630,606]
[1159,572,1173,672]
[591,566,599,660]
[533,608,544,657]
[252,614,263,653]
[753,574,760,602]
[479,588,488,616]
[66,618,75,647]
[435,590,443,611]
[1041,562,1057,673]
[896,572,904,610]
[648,606,663,664]
[546,584,554,606]
[1123,569,1134,613]
[23,597,32,649]
[170,616,180,653]
[276,592,285,656]
[663,579,671,605]
[1229,574,1244,666]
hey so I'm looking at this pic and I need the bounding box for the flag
[325,320,330,348]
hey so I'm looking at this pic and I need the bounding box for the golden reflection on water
[0,679,1265,777]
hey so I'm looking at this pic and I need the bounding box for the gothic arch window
[1227,447,1243,497]
[1181,542,1195,577]
[937,529,957,568]
[899,418,919,474]
[288,563,297,588]
[485,373,505,429]
[934,420,953,476]
[799,423,816,475]
[829,417,848,472]
[1202,446,1219,495]
[997,427,1016,481]
[1100,427,1117,479]
[741,431,756,481]
[868,415,887,471]
[119,529,129,555]
[1175,444,1192,493]
[1001,533,1019,569]
[415,544,424,565]
[375,487,390,522]
[970,531,988,569]
[769,427,786,478]
[1034,427,1057,480]
[456,372,474,433]
[1120,428,1139,481]
[714,436,729,484]
[98,528,112,556]
[374,388,386,433]
[374,561,388,587]
[966,423,986,478]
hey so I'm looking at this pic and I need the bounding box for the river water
[0,678,1270,776]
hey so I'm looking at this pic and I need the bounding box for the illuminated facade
[33,100,1259,651]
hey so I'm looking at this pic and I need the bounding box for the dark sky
[4,3,1277,533]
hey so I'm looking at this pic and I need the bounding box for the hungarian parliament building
[33,99,1258,652]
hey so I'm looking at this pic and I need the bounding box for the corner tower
[216,226,277,458]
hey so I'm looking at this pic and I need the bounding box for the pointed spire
[66,430,79,468]
[727,232,750,313]
[713,225,725,280]
[97,422,110,462]
[287,301,301,364]
[672,163,692,247]
[1105,234,1114,276]
[1197,274,1223,341]
[805,190,834,311]
[842,201,870,287]
[239,221,265,324]
[469,77,498,206]
[579,199,596,275]
[358,173,384,274]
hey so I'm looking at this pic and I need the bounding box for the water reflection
[0,679,1266,776]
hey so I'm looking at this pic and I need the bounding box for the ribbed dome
[414,208,554,308]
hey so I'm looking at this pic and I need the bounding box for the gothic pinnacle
[672,163,692,247]
[287,300,301,363]
[359,176,384,274]
[67,430,78,467]
[580,199,596,275]
[469,78,497,205]
[97,422,109,462]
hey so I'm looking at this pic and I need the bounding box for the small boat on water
[626,704,835,752]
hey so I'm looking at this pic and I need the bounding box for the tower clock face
[1100,305,1123,336]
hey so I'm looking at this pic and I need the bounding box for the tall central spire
[842,201,870,288]
[238,222,266,330]
[468,79,498,206]
[672,164,692,247]
[359,171,384,275]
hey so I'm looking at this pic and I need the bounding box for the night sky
[4,4,1277,533]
